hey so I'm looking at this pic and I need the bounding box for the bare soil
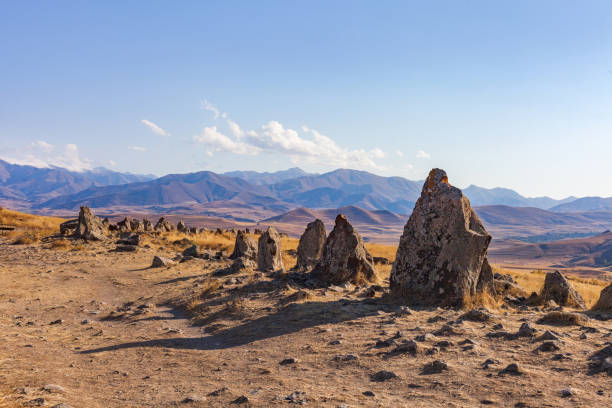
[1,238,611,407]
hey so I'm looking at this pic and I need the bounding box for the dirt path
[1,240,611,407]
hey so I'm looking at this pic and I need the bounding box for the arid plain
[1,203,611,408]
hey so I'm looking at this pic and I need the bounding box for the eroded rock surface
[257,227,284,272]
[76,207,107,241]
[592,282,612,311]
[312,214,376,285]
[537,270,585,309]
[390,168,494,307]
[230,231,257,260]
[296,219,326,271]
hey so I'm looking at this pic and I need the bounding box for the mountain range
[3,160,612,215]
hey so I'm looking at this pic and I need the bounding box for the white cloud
[193,126,256,155]
[201,99,222,119]
[396,150,404,157]
[192,110,386,169]
[128,145,147,152]
[108,160,117,166]
[30,140,54,152]
[227,119,244,138]
[141,119,169,137]
[416,150,431,159]
[0,142,92,172]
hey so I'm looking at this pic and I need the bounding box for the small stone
[151,256,175,268]
[461,309,490,322]
[232,395,249,404]
[500,363,522,376]
[333,354,358,362]
[517,322,537,337]
[280,358,298,365]
[422,360,449,374]
[561,388,575,398]
[49,319,63,325]
[363,391,375,397]
[42,384,66,393]
[207,387,228,397]
[536,341,560,352]
[536,330,560,342]
[328,340,342,345]
[370,370,398,382]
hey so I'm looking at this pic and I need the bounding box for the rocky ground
[1,238,611,407]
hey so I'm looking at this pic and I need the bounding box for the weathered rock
[151,256,175,268]
[59,219,78,235]
[154,217,175,232]
[390,169,494,307]
[312,214,376,285]
[537,271,585,309]
[117,234,140,246]
[182,245,199,257]
[143,219,153,231]
[593,282,612,311]
[76,207,107,241]
[296,219,326,271]
[177,221,187,232]
[257,227,284,272]
[117,217,133,232]
[130,219,144,232]
[230,231,257,260]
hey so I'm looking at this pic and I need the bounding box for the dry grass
[0,207,64,245]
[155,230,236,253]
[494,266,608,308]
[537,311,589,326]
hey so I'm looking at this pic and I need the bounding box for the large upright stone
[257,227,284,272]
[154,217,175,232]
[538,270,585,309]
[390,169,494,307]
[296,219,326,271]
[593,282,612,311]
[230,230,257,260]
[76,207,107,241]
[312,214,377,285]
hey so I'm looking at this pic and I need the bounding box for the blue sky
[1,1,611,198]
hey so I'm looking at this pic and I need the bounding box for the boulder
[59,219,78,235]
[130,219,144,232]
[257,227,284,272]
[593,282,612,311]
[182,245,199,257]
[76,207,107,241]
[390,169,494,307]
[151,256,175,268]
[177,221,187,232]
[537,270,585,309]
[117,217,133,232]
[230,230,257,260]
[296,219,326,271]
[154,217,175,232]
[143,219,153,232]
[312,214,377,285]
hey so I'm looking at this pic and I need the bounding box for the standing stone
[154,217,175,232]
[230,230,257,260]
[117,217,133,232]
[593,282,612,311]
[537,270,585,309]
[390,169,494,307]
[143,219,153,232]
[257,227,284,272]
[312,214,377,285]
[296,219,327,271]
[76,207,107,241]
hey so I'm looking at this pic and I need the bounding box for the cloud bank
[0,141,92,172]
[192,106,386,170]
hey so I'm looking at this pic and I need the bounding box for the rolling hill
[550,197,612,212]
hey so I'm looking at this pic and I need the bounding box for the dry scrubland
[1,209,612,407]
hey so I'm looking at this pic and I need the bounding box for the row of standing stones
[64,168,612,312]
